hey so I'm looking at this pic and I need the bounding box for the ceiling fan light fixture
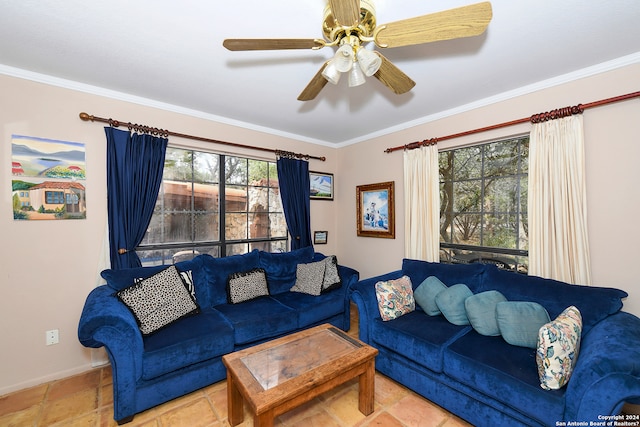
[348,64,366,87]
[356,48,382,77]
[321,61,341,84]
[333,44,354,72]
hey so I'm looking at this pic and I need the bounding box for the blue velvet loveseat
[351,259,640,426]
[78,246,358,424]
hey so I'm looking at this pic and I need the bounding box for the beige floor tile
[283,408,342,427]
[0,383,48,415]
[324,388,367,426]
[0,403,41,427]
[372,374,407,406]
[360,410,405,427]
[158,398,220,427]
[47,369,101,401]
[50,410,99,427]
[386,394,449,427]
[40,388,98,426]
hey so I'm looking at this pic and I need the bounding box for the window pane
[227,243,249,256]
[194,212,219,242]
[453,146,482,180]
[453,180,482,213]
[163,148,193,181]
[226,213,247,240]
[193,152,219,183]
[248,186,268,212]
[452,214,481,245]
[225,185,247,212]
[269,213,287,237]
[248,159,269,183]
[249,212,269,239]
[269,188,283,212]
[163,212,193,243]
[483,213,518,248]
[225,157,247,185]
[485,139,519,177]
[267,240,287,253]
[484,177,519,213]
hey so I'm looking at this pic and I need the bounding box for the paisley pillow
[375,276,415,321]
[536,306,582,390]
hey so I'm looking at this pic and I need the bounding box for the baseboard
[0,364,98,397]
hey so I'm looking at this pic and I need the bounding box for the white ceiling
[1,0,639,146]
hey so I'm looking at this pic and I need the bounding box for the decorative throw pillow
[536,306,582,390]
[375,276,415,321]
[496,301,550,348]
[321,255,342,293]
[435,284,473,325]
[414,276,448,316]
[116,265,199,336]
[465,290,508,336]
[135,269,195,299]
[290,260,326,296]
[227,268,269,304]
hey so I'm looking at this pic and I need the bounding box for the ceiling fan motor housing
[322,0,376,42]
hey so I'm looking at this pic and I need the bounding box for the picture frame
[356,181,395,239]
[310,171,334,200]
[313,231,328,245]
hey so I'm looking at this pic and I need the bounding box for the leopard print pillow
[116,265,199,336]
[290,260,326,296]
[226,268,269,304]
[321,255,342,293]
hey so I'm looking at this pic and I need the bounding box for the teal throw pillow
[496,301,551,348]
[465,290,507,336]
[414,276,447,316]
[435,283,473,325]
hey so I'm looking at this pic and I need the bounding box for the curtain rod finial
[79,112,93,122]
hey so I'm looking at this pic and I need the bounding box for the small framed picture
[356,181,395,239]
[310,171,334,200]
[314,231,328,245]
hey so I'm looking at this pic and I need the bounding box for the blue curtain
[276,157,312,249]
[105,127,168,269]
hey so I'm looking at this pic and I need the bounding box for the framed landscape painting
[310,171,334,200]
[356,181,395,238]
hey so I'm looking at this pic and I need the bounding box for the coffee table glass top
[240,327,361,390]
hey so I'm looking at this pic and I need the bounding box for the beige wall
[1,62,639,395]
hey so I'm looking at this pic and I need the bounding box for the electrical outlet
[46,329,59,346]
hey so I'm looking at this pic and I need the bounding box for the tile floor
[0,306,473,427]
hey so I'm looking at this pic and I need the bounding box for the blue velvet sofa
[78,247,358,424]
[351,259,640,426]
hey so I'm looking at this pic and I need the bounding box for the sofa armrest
[350,270,404,344]
[338,264,360,292]
[564,311,640,421]
[78,285,144,381]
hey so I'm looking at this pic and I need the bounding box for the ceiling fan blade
[298,62,330,101]
[375,2,492,48]
[373,52,416,95]
[328,0,361,27]
[223,38,325,51]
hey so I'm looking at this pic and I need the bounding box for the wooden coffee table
[222,323,378,427]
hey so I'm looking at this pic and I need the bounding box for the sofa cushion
[141,308,235,380]
[116,265,199,336]
[214,296,298,345]
[496,301,550,348]
[290,260,326,296]
[259,246,315,294]
[465,290,507,336]
[443,331,566,426]
[321,255,342,293]
[479,266,627,334]
[435,284,473,326]
[536,306,582,390]
[202,250,261,306]
[272,288,345,328]
[372,311,471,373]
[227,268,269,304]
[414,276,447,316]
[375,276,415,321]
[402,259,486,293]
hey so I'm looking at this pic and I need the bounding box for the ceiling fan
[223,1,492,101]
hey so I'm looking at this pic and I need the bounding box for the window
[136,147,287,266]
[439,136,529,273]
[45,191,64,204]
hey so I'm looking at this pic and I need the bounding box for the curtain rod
[384,90,640,154]
[78,112,326,161]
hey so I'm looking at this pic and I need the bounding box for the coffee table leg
[358,360,375,415]
[227,371,244,426]
[254,409,275,427]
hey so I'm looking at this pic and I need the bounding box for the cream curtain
[404,145,440,261]
[528,115,592,284]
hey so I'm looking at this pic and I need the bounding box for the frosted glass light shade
[348,64,366,87]
[356,48,382,76]
[321,61,341,84]
[334,44,354,72]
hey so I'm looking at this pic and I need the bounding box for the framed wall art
[314,231,328,244]
[356,181,395,239]
[310,171,334,200]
